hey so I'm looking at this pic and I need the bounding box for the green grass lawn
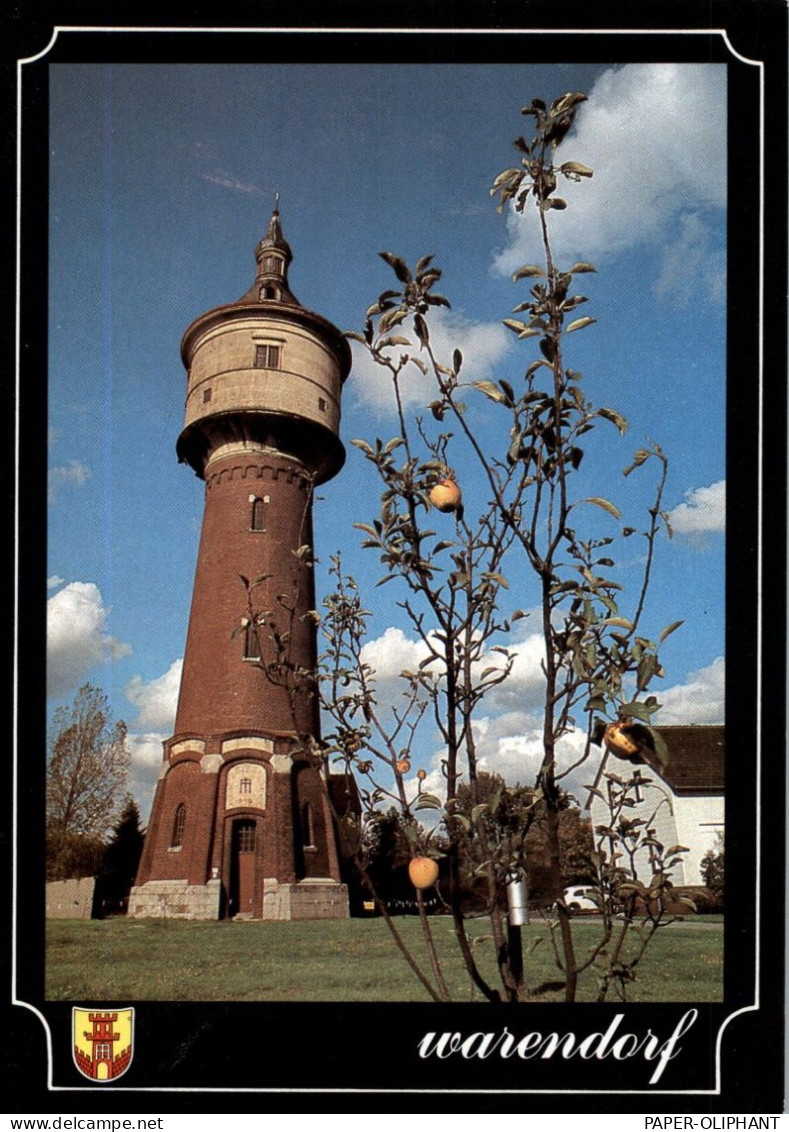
[46,915,723,1003]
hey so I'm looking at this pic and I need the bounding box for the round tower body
[129,208,355,923]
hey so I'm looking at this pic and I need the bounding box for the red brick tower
[129,205,351,920]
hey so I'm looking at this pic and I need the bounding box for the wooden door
[233,820,257,916]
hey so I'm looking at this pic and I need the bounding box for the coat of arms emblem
[72,1008,134,1082]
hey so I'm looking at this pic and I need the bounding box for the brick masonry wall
[174,452,319,738]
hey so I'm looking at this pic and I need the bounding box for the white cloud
[653,213,726,306]
[349,308,512,415]
[47,575,65,590]
[349,624,723,806]
[200,170,264,196]
[127,730,167,770]
[655,656,724,724]
[47,581,132,699]
[358,622,546,718]
[125,659,183,731]
[48,460,91,503]
[668,480,725,537]
[127,732,166,823]
[494,64,726,275]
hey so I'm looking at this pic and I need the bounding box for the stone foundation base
[262,878,349,921]
[127,879,221,920]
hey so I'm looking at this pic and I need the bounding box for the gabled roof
[656,725,725,793]
[587,724,725,804]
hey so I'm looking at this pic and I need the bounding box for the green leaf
[415,254,435,275]
[379,251,411,283]
[619,700,652,723]
[493,168,522,188]
[512,264,546,281]
[566,316,597,333]
[581,497,622,520]
[659,620,684,644]
[525,359,552,379]
[473,380,507,403]
[597,407,628,435]
[414,793,442,811]
[503,318,530,334]
[602,616,633,630]
[568,262,597,274]
[482,571,509,587]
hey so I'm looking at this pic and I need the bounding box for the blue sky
[46,61,726,817]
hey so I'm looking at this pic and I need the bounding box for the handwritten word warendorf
[417,1008,698,1086]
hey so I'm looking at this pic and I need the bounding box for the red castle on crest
[74,1012,132,1080]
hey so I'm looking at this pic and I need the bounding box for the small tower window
[171,803,186,849]
[237,821,256,853]
[243,620,262,660]
[250,497,266,532]
[263,255,281,275]
[318,397,327,412]
[203,388,212,403]
[255,344,281,369]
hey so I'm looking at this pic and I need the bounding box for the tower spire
[242,195,298,305]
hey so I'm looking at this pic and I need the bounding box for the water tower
[129,205,352,920]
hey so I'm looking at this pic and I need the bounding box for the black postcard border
[6,4,787,1112]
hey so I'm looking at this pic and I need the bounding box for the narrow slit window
[171,803,186,848]
[318,397,327,412]
[203,387,212,403]
[302,801,316,849]
[243,621,262,660]
[250,498,266,531]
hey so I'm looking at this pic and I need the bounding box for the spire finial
[274,191,280,214]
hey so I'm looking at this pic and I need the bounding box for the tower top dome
[239,196,299,306]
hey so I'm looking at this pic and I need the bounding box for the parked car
[561,885,601,914]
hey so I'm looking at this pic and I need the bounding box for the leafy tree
[252,91,688,1002]
[97,795,146,912]
[700,832,724,898]
[46,684,130,880]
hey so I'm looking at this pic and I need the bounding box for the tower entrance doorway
[230,819,257,917]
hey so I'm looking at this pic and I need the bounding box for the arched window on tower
[301,801,316,850]
[250,497,266,532]
[171,803,186,849]
[243,620,262,661]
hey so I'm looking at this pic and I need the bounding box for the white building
[586,725,724,886]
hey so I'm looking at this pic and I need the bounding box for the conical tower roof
[238,197,300,306]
